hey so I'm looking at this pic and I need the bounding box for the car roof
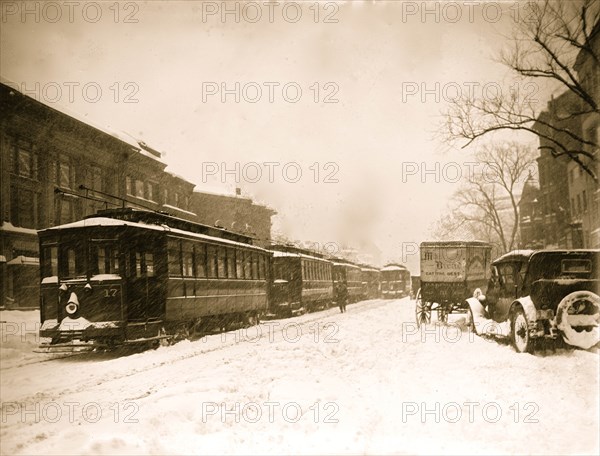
[492,249,599,265]
[492,250,536,265]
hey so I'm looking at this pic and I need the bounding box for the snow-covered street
[1,298,598,455]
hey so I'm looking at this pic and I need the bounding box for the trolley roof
[85,208,254,244]
[381,264,408,272]
[271,251,332,263]
[269,244,327,259]
[38,217,268,252]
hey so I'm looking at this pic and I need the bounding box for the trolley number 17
[103,288,119,297]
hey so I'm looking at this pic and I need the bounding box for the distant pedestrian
[338,285,348,313]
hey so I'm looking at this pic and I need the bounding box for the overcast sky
[2,0,547,271]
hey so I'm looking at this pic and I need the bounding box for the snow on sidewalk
[1,299,598,455]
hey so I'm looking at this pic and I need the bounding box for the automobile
[466,249,599,353]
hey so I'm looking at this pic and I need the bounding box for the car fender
[511,296,537,324]
[466,297,486,319]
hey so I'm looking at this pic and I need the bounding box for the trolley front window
[90,242,120,276]
[59,243,87,279]
[41,244,58,279]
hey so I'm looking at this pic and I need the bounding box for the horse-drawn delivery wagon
[415,241,492,327]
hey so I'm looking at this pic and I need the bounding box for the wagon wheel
[437,304,448,324]
[157,327,172,347]
[415,289,431,327]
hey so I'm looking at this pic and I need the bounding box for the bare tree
[433,142,537,254]
[443,0,599,180]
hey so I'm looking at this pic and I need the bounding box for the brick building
[518,173,544,249]
[530,24,599,249]
[191,189,275,248]
[0,81,275,308]
[569,22,600,248]
[532,91,577,248]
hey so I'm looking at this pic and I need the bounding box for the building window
[59,198,74,224]
[163,188,169,205]
[146,182,158,202]
[58,154,73,189]
[577,194,582,215]
[135,179,144,199]
[10,142,38,180]
[583,190,588,213]
[10,186,38,228]
[174,192,180,207]
[89,165,103,192]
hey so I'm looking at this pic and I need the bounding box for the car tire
[511,307,533,354]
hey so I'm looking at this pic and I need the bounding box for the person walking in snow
[338,284,348,313]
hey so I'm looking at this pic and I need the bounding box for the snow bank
[0,310,51,370]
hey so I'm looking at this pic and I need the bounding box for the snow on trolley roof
[381,264,408,272]
[38,217,269,252]
[332,261,361,269]
[272,251,332,262]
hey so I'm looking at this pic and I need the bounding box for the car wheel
[511,307,533,353]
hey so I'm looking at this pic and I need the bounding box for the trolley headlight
[65,302,78,315]
[65,302,79,315]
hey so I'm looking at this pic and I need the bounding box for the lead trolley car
[415,241,492,327]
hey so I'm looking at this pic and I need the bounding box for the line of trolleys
[37,208,413,350]
[37,208,599,353]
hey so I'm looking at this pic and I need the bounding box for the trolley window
[134,252,142,277]
[217,247,227,278]
[207,245,217,278]
[251,252,259,279]
[227,248,236,279]
[41,244,58,279]
[258,254,265,280]
[182,242,194,277]
[145,252,155,277]
[168,239,182,277]
[90,243,120,276]
[236,250,244,279]
[195,244,207,278]
[244,250,252,279]
[60,243,86,279]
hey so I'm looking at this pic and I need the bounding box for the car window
[498,263,515,290]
